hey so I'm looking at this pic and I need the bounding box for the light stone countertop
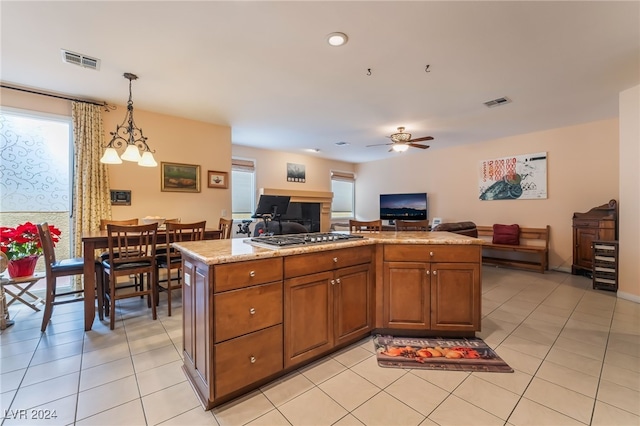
[173,231,483,266]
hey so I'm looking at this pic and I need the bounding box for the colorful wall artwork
[479,152,547,200]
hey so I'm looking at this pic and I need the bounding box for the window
[331,170,355,219]
[231,158,256,220]
[0,108,73,258]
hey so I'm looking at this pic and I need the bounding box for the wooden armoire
[572,200,618,276]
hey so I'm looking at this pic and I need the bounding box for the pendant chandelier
[100,72,157,167]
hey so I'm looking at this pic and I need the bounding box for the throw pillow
[493,224,520,245]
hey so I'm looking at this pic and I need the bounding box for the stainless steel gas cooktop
[246,232,364,249]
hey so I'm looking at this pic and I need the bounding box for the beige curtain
[71,102,111,290]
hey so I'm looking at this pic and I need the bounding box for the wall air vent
[61,49,100,70]
[483,97,511,108]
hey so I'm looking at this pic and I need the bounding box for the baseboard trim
[617,291,640,304]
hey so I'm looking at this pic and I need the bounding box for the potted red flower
[0,222,61,278]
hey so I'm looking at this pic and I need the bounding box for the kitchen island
[173,231,483,409]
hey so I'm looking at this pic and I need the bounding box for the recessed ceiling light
[327,32,348,47]
[305,148,321,153]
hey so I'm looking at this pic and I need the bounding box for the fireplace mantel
[259,188,333,232]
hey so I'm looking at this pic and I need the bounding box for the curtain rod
[0,83,112,109]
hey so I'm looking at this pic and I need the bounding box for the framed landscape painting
[161,162,201,192]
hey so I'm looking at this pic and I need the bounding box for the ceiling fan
[366,127,433,152]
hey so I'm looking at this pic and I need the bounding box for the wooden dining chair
[99,218,139,230]
[395,219,430,231]
[99,218,143,292]
[37,222,103,332]
[218,218,233,239]
[102,223,158,329]
[349,219,382,232]
[156,221,206,316]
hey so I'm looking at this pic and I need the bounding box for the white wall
[355,119,620,272]
[618,85,640,301]
[232,145,355,196]
[231,145,355,237]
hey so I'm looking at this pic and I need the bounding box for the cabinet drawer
[284,246,373,278]
[573,219,599,228]
[384,244,480,263]
[214,282,283,343]
[214,324,283,396]
[214,258,283,292]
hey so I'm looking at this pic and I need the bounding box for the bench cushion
[492,224,520,245]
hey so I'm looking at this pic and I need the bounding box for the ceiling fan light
[392,144,409,152]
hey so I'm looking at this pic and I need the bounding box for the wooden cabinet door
[182,259,195,364]
[182,259,214,403]
[334,263,372,345]
[284,271,334,368]
[383,261,430,329]
[574,227,598,270]
[430,263,480,331]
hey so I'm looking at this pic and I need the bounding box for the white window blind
[330,170,355,219]
[232,158,256,219]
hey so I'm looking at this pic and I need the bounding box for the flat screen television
[379,192,427,221]
[253,195,291,218]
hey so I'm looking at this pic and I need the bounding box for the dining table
[81,228,222,330]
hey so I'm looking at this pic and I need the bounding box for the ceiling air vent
[335,141,350,146]
[483,97,511,108]
[61,49,100,70]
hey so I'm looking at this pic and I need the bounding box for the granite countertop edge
[173,231,484,265]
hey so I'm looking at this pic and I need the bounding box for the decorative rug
[373,335,513,373]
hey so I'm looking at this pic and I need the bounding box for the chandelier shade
[100,73,156,167]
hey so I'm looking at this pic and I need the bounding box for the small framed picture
[287,163,306,183]
[208,170,228,189]
[161,162,201,193]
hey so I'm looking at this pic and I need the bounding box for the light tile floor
[1,267,639,425]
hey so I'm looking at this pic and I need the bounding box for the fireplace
[280,202,321,232]
[259,188,333,232]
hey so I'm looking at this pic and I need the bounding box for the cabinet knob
[249,270,256,277]
[249,307,256,315]
[331,279,335,285]
[433,270,437,275]
[333,257,338,263]
[426,270,430,275]
[430,251,434,257]
[336,278,341,284]
[250,356,256,364]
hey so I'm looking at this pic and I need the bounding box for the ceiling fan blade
[366,142,393,147]
[407,136,434,142]
[408,143,430,149]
